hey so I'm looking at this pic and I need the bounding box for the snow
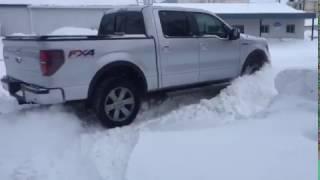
[49,27,98,35]
[0,37,2,61]
[0,36,317,180]
[0,0,138,5]
[157,2,305,14]
[305,18,318,26]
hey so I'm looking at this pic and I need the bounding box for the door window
[193,13,229,38]
[159,11,194,38]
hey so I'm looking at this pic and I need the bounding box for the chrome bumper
[1,76,65,105]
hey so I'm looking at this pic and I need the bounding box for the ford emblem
[15,57,22,64]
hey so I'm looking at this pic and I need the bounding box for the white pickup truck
[1,5,269,127]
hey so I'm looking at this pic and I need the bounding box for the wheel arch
[87,61,148,104]
[241,49,269,74]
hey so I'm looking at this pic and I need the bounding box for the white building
[287,0,318,13]
[0,3,316,40]
[161,3,316,39]
[164,0,249,3]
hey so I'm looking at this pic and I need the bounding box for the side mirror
[229,28,240,40]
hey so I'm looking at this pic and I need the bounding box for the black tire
[93,77,141,128]
[241,51,268,76]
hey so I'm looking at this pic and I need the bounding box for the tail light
[39,50,65,76]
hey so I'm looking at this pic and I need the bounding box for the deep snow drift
[0,38,317,180]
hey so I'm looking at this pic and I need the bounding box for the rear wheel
[93,78,141,128]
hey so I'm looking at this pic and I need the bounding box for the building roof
[157,3,316,19]
[0,1,316,19]
[0,0,137,6]
[159,3,303,14]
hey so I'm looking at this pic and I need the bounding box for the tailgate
[3,39,48,86]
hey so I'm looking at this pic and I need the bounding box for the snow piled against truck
[0,38,317,180]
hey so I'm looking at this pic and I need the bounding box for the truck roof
[104,4,212,15]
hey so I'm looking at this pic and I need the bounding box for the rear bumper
[1,76,65,105]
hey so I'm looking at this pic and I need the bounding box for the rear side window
[159,11,193,37]
[99,11,145,36]
[99,13,115,35]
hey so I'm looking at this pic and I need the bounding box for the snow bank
[0,60,19,114]
[0,106,139,180]
[141,66,277,130]
[9,33,37,36]
[0,32,317,180]
[49,27,97,36]
[275,69,317,101]
[305,30,318,39]
[268,39,318,71]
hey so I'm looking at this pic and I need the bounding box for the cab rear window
[99,11,146,36]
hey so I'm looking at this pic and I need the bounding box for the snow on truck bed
[0,38,317,180]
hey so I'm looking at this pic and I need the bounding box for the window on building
[286,24,295,33]
[260,25,270,33]
[232,25,245,33]
[98,11,145,36]
[159,11,193,37]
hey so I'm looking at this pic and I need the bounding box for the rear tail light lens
[39,50,65,76]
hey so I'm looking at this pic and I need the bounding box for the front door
[155,10,200,88]
[192,12,240,82]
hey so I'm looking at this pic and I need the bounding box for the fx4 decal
[68,49,95,58]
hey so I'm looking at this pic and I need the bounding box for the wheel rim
[104,87,135,122]
[244,64,260,75]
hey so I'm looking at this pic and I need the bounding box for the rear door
[155,10,199,88]
[192,12,240,82]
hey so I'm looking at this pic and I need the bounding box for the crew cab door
[192,12,240,82]
[154,10,199,87]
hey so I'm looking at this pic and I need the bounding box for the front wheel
[241,51,268,76]
[93,78,141,128]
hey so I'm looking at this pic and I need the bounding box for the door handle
[200,42,208,50]
[162,45,170,52]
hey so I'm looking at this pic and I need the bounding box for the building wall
[223,19,260,36]
[304,0,318,13]
[287,0,318,14]
[0,6,32,35]
[224,18,305,39]
[0,5,306,39]
[30,7,109,35]
[176,0,249,2]
[261,19,305,39]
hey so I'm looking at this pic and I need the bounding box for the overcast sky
[250,0,288,3]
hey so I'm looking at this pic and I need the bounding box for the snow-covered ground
[0,37,317,180]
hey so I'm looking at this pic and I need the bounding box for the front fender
[240,42,270,72]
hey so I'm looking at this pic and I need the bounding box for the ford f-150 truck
[1,5,269,128]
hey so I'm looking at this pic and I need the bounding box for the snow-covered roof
[157,3,305,14]
[0,0,137,6]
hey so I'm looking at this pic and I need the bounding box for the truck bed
[2,35,158,101]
